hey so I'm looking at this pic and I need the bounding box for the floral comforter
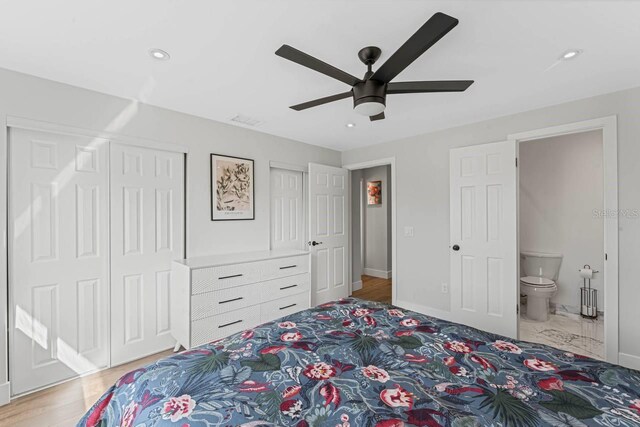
[79,298,640,426]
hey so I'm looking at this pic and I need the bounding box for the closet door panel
[9,128,109,395]
[110,144,184,365]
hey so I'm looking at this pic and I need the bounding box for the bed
[79,298,640,426]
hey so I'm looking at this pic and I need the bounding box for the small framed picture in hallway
[367,180,382,205]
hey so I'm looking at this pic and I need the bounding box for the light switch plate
[404,226,414,237]
[441,283,449,294]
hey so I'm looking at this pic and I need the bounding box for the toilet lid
[520,276,555,286]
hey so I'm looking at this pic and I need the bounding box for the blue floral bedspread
[79,298,640,426]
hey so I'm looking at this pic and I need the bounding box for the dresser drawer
[191,283,261,320]
[191,306,261,347]
[260,291,310,323]
[262,255,309,281]
[260,273,310,302]
[191,261,265,294]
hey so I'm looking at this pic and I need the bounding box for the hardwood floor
[0,350,172,427]
[352,274,392,304]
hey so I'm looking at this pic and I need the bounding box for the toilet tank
[520,251,563,281]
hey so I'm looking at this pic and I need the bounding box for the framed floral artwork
[210,153,255,220]
[367,180,382,205]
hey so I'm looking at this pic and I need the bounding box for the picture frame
[210,153,255,221]
[367,180,382,205]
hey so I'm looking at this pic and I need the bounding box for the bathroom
[518,129,605,360]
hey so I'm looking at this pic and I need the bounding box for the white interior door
[308,163,348,305]
[110,143,184,365]
[9,128,109,395]
[270,168,304,250]
[450,141,518,338]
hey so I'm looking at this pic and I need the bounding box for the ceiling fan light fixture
[354,100,386,116]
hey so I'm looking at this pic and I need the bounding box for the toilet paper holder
[579,264,598,319]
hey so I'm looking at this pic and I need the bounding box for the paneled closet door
[9,128,109,395]
[110,144,184,365]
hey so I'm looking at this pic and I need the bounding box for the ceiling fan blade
[290,91,353,111]
[276,45,362,86]
[371,12,459,83]
[388,80,473,94]
[370,112,385,121]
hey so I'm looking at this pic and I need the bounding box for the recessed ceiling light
[346,123,356,128]
[149,48,170,61]
[561,49,582,60]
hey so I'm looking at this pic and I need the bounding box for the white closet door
[110,143,184,365]
[271,168,304,250]
[9,128,109,395]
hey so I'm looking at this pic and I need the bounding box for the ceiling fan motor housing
[353,79,387,111]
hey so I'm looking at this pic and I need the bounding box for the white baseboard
[363,268,392,279]
[0,381,10,406]
[619,353,640,371]
[352,280,363,291]
[394,300,454,323]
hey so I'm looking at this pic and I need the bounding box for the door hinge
[516,304,519,314]
[515,157,518,167]
[605,253,608,261]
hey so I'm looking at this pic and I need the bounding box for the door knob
[452,244,460,251]
[309,240,323,247]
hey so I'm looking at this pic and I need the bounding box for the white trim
[343,157,397,305]
[395,299,456,322]
[269,160,308,173]
[352,280,363,291]
[0,381,9,406]
[619,353,640,371]
[6,116,189,154]
[363,268,392,279]
[508,116,618,364]
[0,114,8,404]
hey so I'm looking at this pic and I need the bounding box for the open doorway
[517,130,605,359]
[349,165,392,304]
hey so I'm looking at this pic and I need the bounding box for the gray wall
[342,86,640,366]
[519,131,604,310]
[0,68,341,391]
[362,165,392,276]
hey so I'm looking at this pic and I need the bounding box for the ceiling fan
[275,12,473,121]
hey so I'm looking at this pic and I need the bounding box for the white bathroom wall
[362,165,392,278]
[519,131,604,310]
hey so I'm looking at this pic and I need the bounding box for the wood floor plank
[0,350,172,427]
[352,275,392,303]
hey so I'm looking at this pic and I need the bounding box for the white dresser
[171,249,311,350]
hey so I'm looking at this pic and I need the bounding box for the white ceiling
[1,1,639,151]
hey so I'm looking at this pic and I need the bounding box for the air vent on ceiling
[230,114,261,126]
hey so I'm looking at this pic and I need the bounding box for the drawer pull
[219,274,243,280]
[280,303,297,310]
[219,297,243,304]
[219,319,243,329]
[280,284,298,291]
[279,265,297,270]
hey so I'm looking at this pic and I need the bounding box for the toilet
[520,251,562,322]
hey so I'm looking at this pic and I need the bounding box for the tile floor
[519,310,604,360]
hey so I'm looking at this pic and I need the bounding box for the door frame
[2,116,188,402]
[343,157,397,305]
[508,115,618,364]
